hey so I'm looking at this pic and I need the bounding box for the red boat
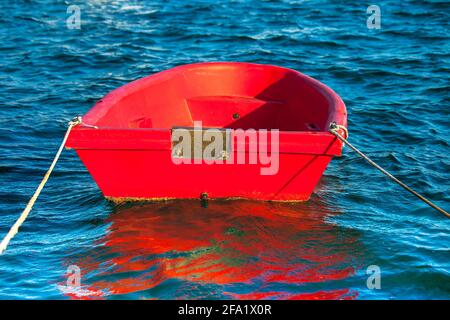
[66,62,347,202]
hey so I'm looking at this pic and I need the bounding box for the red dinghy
[66,62,347,202]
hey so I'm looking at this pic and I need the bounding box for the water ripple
[0,0,448,299]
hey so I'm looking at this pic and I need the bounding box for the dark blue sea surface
[0,0,449,299]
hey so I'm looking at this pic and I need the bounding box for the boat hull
[75,149,333,202]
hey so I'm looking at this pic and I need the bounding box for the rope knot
[329,122,348,139]
[68,116,98,129]
[68,116,83,127]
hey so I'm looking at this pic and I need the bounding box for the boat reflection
[65,199,364,299]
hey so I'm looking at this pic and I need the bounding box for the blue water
[0,0,449,299]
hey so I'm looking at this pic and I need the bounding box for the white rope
[329,122,449,219]
[0,117,82,254]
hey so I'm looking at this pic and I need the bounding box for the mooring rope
[329,122,449,219]
[0,117,82,255]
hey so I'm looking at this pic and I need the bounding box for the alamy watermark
[366,265,381,289]
[58,264,102,297]
[171,121,279,176]
[67,5,81,29]
[58,264,81,294]
[367,5,381,29]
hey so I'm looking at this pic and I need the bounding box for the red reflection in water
[65,200,364,299]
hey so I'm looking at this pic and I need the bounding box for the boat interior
[88,63,333,132]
